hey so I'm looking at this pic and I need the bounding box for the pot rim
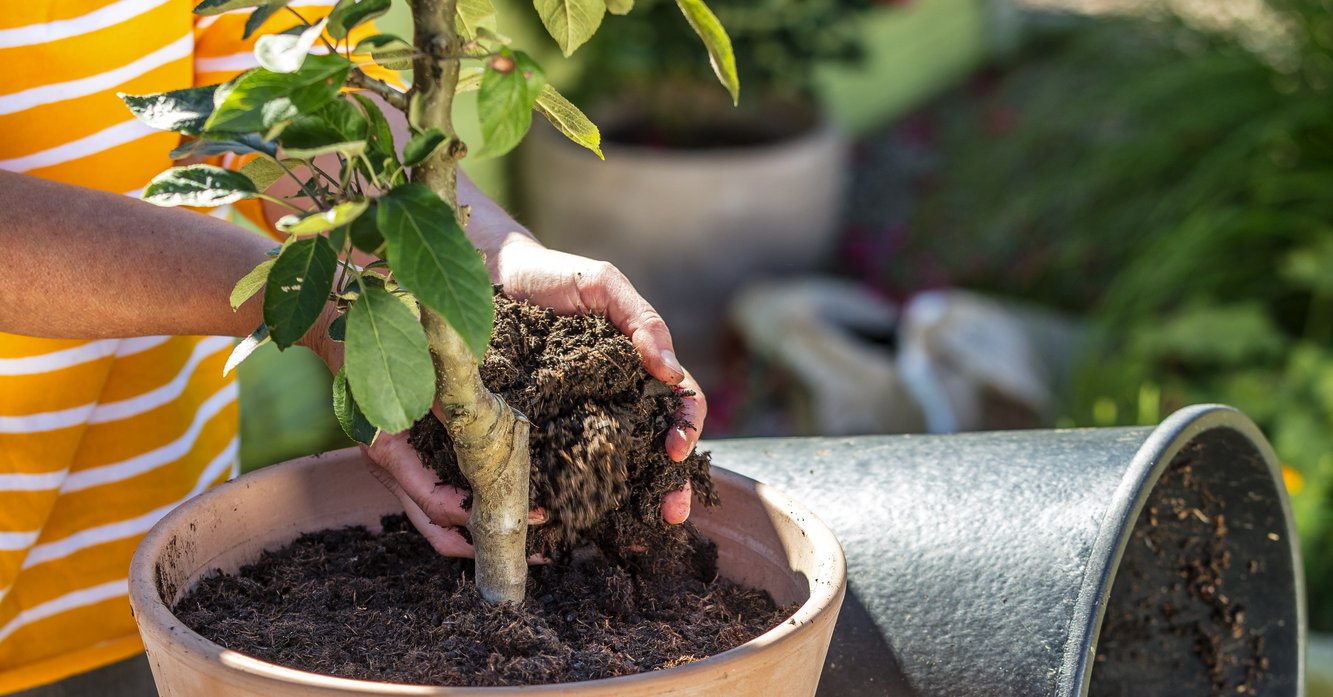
[129,451,847,695]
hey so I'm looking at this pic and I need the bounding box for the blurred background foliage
[878,0,1333,630]
[563,0,877,103]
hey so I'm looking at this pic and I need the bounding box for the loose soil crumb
[175,295,788,687]
[1090,444,1269,696]
[176,515,789,686]
[410,294,717,561]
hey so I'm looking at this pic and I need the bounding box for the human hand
[299,237,703,550]
[491,239,706,524]
[359,429,551,560]
[492,239,707,456]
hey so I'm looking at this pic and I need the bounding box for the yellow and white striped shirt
[0,1,355,690]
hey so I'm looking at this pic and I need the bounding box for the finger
[580,263,686,386]
[661,482,692,525]
[363,436,470,528]
[365,457,477,557]
[411,519,475,558]
[626,308,684,386]
[665,370,707,462]
[428,407,547,528]
[366,452,550,563]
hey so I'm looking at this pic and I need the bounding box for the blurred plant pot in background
[517,87,848,386]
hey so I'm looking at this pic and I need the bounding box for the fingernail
[662,350,684,379]
[670,427,693,461]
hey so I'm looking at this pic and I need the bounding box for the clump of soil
[176,514,789,686]
[1090,444,1268,695]
[175,295,789,686]
[410,294,717,562]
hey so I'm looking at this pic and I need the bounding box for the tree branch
[347,69,408,111]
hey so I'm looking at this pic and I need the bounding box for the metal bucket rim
[1059,403,1308,695]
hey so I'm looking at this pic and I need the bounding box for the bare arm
[0,170,273,339]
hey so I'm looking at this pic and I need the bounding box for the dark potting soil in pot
[174,296,790,687]
[1090,444,1270,696]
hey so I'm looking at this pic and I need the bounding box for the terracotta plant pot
[129,449,847,696]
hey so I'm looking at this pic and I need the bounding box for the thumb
[617,299,685,386]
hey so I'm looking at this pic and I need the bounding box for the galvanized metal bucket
[713,404,1305,696]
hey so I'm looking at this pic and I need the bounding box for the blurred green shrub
[237,342,350,473]
[559,0,877,103]
[904,4,1333,629]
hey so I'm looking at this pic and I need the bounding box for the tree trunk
[408,0,530,604]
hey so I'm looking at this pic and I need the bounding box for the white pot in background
[517,98,848,386]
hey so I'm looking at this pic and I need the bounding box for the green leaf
[255,18,328,73]
[286,138,367,159]
[332,367,378,444]
[328,224,348,252]
[278,199,369,235]
[1281,237,1333,295]
[456,0,498,39]
[403,128,447,167]
[476,50,545,159]
[231,258,276,310]
[534,84,602,159]
[351,94,401,184]
[278,102,367,159]
[455,67,484,94]
[318,98,370,141]
[534,0,604,56]
[328,0,390,39]
[377,184,493,359]
[243,1,289,39]
[675,0,739,104]
[349,202,385,253]
[353,34,414,71]
[169,134,277,160]
[345,284,435,433]
[206,54,351,135]
[142,165,258,207]
[605,0,632,14]
[1130,303,1289,366]
[263,237,338,348]
[193,0,267,16]
[239,156,288,192]
[225,323,270,375]
[278,101,369,158]
[328,312,347,341]
[120,85,218,136]
[407,92,426,131]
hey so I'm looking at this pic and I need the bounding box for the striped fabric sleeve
[192,3,406,233]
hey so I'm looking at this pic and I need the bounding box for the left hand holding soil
[359,431,551,561]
